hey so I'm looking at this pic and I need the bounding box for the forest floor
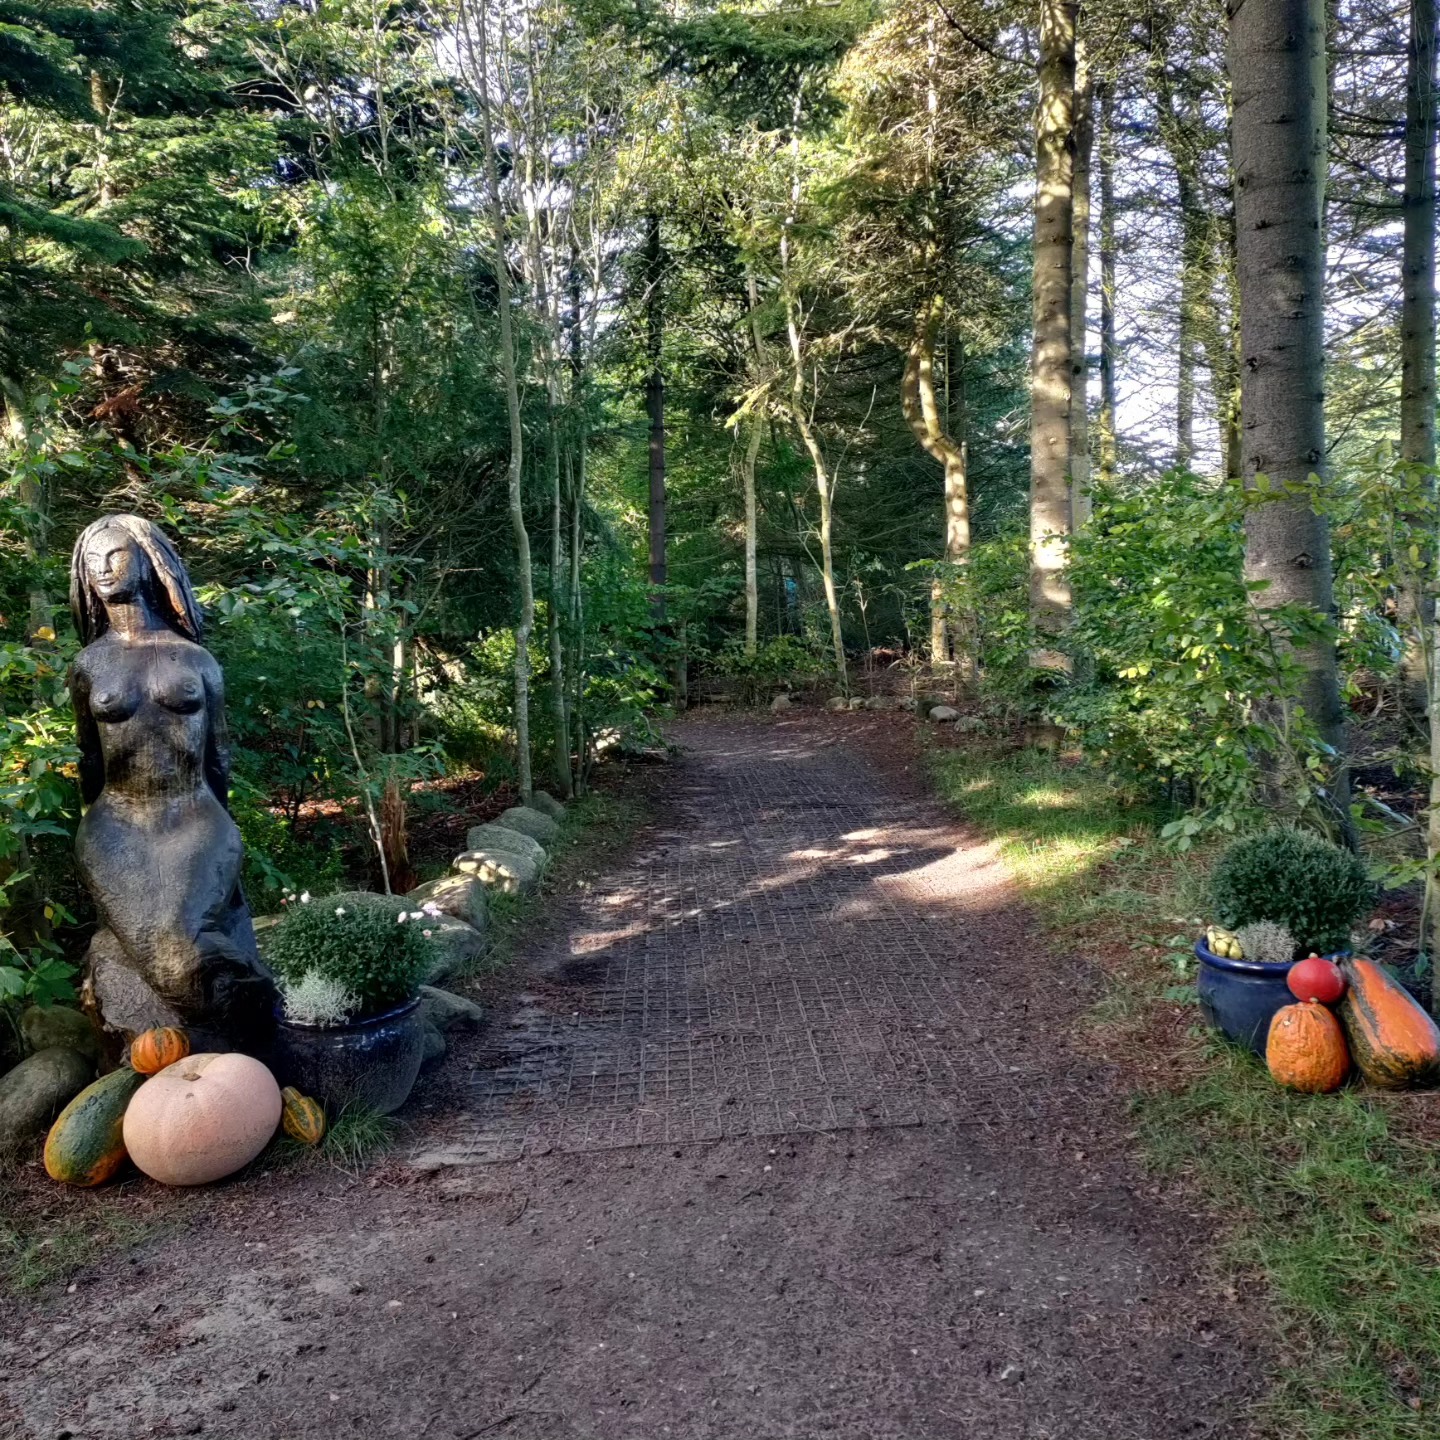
[0,710,1259,1440]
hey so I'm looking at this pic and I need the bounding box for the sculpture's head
[70,514,204,645]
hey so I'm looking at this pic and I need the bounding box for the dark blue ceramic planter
[272,996,424,1115]
[1195,939,1295,1055]
[1195,939,1350,1055]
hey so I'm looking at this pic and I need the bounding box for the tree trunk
[743,419,762,656]
[903,296,973,675]
[1403,0,1438,715]
[1069,41,1094,528]
[548,404,574,798]
[644,213,667,618]
[1229,0,1348,823]
[466,0,533,801]
[1097,79,1118,484]
[0,375,49,642]
[1029,0,1077,664]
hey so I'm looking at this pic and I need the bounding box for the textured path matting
[414,721,1044,1166]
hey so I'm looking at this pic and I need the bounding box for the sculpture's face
[84,528,147,604]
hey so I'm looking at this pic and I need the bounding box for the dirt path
[1,713,1257,1440]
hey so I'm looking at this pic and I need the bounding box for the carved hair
[70,514,204,644]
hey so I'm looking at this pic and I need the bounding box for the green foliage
[265,890,433,1017]
[1211,829,1374,954]
[710,634,830,703]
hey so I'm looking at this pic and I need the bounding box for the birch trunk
[644,214,667,617]
[1029,0,1077,663]
[743,419,762,656]
[1229,0,1347,823]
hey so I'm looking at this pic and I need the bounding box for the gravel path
[0,712,1258,1440]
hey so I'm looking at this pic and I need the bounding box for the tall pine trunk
[1229,0,1347,829]
[743,420,762,656]
[644,214,667,618]
[1097,79,1118,483]
[1028,0,1077,665]
[1069,42,1093,529]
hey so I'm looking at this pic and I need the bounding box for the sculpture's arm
[69,662,105,807]
[203,660,234,812]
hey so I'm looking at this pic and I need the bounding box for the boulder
[465,822,546,867]
[0,1047,94,1155]
[897,696,919,712]
[498,805,560,845]
[453,848,539,897]
[528,792,567,823]
[421,917,487,984]
[21,1005,101,1063]
[825,696,848,712]
[864,695,895,711]
[847,697,865,711]
[770,694,792,712]
[418,985,484,1031]
[420,1023,447,1065]
[928,705,960,722]
[407,873,488,931]
[954,715,987,734]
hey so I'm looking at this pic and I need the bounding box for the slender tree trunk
[1069,41,1094,528]
[644,213,667,617]
[903,296,973,675]
[548,404,574,798]
[1400,0,1438,724]
[743,419,762,656]
[1229,0,1347,826]
[0,375,49,641]
[1029,0,1077,665]
[464,0,533,801]
[1097,79,1118,483]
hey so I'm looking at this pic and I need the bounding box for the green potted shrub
[266,891,438,1114]
[1196,829,1373,1054]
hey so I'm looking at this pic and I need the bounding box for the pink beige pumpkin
[122,1052,282,1186]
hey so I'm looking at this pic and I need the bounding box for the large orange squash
[129,1027,190,1075]
[44,1067,146,1186]
[1339,959,1440,1090]
[1266,1002,1350,1093]
[122,1052,282,1186]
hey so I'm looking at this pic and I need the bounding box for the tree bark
[644,213,667,618]
[743,419,762,656]
[463,0,533,801]
[1069,41,1094,528]
[1229,0,1347,819]
[1403,0,1438,717]
[903,296,972,674]
[1028,0,1077,663]
[1097,79,1118,484]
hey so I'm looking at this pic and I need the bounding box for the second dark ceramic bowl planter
[272,996,424,1115]
[1195,939,1350,1056]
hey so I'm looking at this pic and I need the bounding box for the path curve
[0,712,1256,1440]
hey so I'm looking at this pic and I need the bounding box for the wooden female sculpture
[70,514,276,1049]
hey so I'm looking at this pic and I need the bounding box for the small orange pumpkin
[130,1027,191,1075]
[280,1087,326,1146]
[1267,1001,1350,1093]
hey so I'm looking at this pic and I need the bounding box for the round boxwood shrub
[1211,829,1373,956]
[265,891,433,1018]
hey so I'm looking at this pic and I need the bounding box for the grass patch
[0,1181,152,1293]
[930,738,1440,1439]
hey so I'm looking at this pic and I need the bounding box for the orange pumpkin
[129,1027,191,1075]
[1339,959,1440,1090]
[122,1052,282,1186]
[280,1087,326,1146]
[1266,1002,1350,1093]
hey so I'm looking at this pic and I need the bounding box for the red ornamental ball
[1287,954,1347,1006]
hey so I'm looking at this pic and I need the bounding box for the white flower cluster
[281,969,358,1028]
[280,888,312,906]
[397,900,443,939]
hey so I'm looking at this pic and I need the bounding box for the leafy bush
[265,891,434,1017]
[1212,830,1373,955]
[712,635,829,704]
